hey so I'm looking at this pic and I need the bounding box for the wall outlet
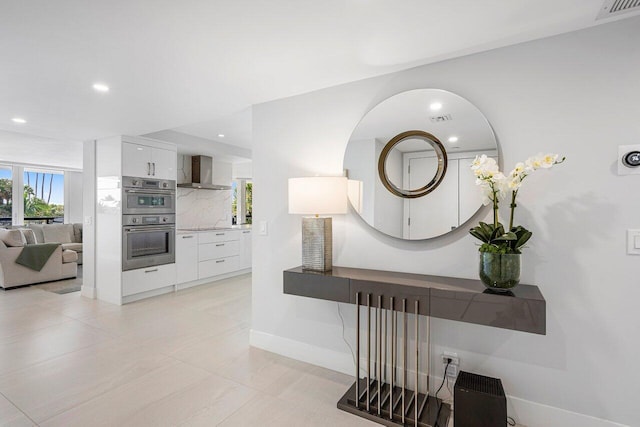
[446,364,458,378]
[442,351,459,366]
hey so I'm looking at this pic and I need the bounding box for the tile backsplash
[176,187,232,229]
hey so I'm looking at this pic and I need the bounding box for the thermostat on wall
[618,144,640,175]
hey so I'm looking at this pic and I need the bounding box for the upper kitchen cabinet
[122,139,177,180]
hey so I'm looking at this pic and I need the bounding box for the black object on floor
[454,371,506,427]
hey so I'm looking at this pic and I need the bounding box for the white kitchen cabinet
[239,229,252,270]
[175,229,251,287]
[176,233,198,284]
[197,231,241,280]
[122,263,176,297]
[122,142,176,180]
[122,142,153,178]
[199,240,240,262]
[199,256,239,278]
[151,146,177,180]
[198,230,237,244]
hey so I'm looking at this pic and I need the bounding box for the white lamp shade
[288,176,348,215]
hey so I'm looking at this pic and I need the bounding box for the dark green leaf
[469,229,489,243]
[515,231,532,249]
[489,223,504,242]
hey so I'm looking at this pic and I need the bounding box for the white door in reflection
[405,157,458,239]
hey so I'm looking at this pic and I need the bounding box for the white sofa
[0,239,77,289]
[27,223,83,265]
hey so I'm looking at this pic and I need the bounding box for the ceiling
[0,0,633,168]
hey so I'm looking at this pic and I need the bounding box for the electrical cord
[507,416,516,426]
[435,359,452,400]
[337,302,366,377]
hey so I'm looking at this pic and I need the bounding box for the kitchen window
[232,179,252,225]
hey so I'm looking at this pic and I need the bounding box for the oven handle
[123,226,175,233]
[124,189,175,195]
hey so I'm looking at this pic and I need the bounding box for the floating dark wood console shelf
[284,266,545,335]
[283,266,546,427]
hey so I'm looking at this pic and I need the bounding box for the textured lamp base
[302,217,332,271]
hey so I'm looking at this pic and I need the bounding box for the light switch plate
[259,220,268,236]
[627,230,640,255]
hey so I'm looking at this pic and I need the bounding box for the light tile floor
[0,274,384,426]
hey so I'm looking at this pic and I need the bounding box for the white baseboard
[250,329,356,376]
[121,285,173,304]
[507,396,628,427]
[249,329,628,427]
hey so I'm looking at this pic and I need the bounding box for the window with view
[0,166,12,225]
[232,179,252,225]
[23,169,64,224]
[245,181,252,224]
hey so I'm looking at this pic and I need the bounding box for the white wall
[343,138,375,224]
[81,140,96,298]
[232,161,252,179]
[251,17,640,427]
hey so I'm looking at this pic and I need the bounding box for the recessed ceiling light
[429,102,442,111]
[448,136,459,143]
[11,117,26,124]
[92,83,110,93]
[218,134,225,138]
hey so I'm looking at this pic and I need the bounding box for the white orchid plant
[469,153,565,254]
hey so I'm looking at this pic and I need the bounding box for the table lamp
[288,176,348,271]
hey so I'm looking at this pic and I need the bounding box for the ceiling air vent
[430,114,452,123]
[596,0,640,20]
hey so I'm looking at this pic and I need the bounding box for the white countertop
[177,224,252,234]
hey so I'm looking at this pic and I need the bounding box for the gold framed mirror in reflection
[343,89,499,240]
[377,130,448,199]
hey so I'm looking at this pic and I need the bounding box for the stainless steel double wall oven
[122,176,176,271]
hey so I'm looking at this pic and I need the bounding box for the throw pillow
[19,229,37,245]
[0,229,25,247]
[27,224,45,244]
[42,224,73,244]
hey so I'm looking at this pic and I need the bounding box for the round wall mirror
[343,88,499,240]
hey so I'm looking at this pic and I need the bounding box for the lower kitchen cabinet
[199,256,239,278]
[197,230,240,280]
[176,233,198,283]
[122,263,176,297]
[239,229,252,270]
[198,240,240,262]
[175,229,252,286]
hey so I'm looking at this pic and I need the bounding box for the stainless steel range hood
[177,155,232,190]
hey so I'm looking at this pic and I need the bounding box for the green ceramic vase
[479,252,521,292]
